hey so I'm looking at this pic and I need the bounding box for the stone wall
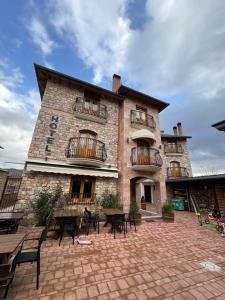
[28,80,119,168]
[162,140,192,178]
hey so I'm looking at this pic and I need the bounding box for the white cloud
[50,0,131,83]
[0,63,39,169]
[28,17,56,56]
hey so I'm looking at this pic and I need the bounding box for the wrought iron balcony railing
[130,110,156,129]
[65,137,107,161]
[74,98,107,119]
[167,167,189,178]
[64,193,96,204]
[164,144,183,154]
[131,147,162,167]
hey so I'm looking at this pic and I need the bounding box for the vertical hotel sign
[45,116,59,156]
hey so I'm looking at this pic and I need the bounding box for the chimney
[177,122,183,136]
[112,74,121,93]
[173,126,178,135]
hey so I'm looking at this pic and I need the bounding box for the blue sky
[1,0,225,175]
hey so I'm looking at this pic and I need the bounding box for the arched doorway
[130,176,156,211]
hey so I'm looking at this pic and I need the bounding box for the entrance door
[170,161,181,177]
[78,131,97,159]
[144,185,152,203]
[70,176,95,203]
[137,140,150,165]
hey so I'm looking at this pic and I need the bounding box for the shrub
[31,183,63,226]
[129,200,139,216]
[101,191,121,209]
[162,201,173,214]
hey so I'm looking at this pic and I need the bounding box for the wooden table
[0,233,26,263]
[54,209,81,245]
[0,212,24,220]
[54,209,80,218]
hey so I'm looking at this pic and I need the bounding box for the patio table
[0,212,24,234]
[102,209,125,230]
[54,209,81,245]
[0,233,26,263]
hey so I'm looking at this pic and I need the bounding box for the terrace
[3,212,225,300]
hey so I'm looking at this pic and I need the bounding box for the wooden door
[137,140,150,164]
[170,161,181,177]
[78,132,97,158]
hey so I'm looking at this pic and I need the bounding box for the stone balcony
[65,137,107,167]
[130,110,156,130]
[167,167,189,178]
[130,147,162,171]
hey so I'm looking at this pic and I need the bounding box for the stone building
[17,64,192,213]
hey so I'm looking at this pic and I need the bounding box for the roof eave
[118,85,169,112]
[34,63,124,101]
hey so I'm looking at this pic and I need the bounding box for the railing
[65,137,107,161]
[131,147,162,167]
[74,98,107,119]
[130,110,156,129]
[167,167,189,178]
[64,193,96,204]
[0,194,18,212]
[164,144,183,154]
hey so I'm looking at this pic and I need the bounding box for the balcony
[167,167,189,178]
[73,98,107,124]
[64,193,96,205]
[65,137,107,167]
[164,144,183,154]
[131,147,162,171]
[130,110,156,130]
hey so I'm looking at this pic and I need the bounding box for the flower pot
[162,211,175,222]
[134,213,142,225]
[141,203,146,210]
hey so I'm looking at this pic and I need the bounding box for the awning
[131,129,156,141]
[26,162,118,178]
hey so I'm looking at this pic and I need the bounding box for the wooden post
[212,184,220,217]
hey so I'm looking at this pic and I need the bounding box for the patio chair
[125,213,137,233]
[45,212,60,239]
[111,214,126,239]
[0,264,14,298]
[58,217,79,246]
[82,208,100,236]
[12,228,46,290]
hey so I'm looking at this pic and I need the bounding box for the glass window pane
[72,177,81,197]
[83,178,92,198]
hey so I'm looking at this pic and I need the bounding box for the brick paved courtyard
[6,212,225,300]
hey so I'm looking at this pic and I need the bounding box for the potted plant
[130,200,142,225]
[101,192,121,209]
[162,201,174,222]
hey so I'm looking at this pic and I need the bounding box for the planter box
[134,213,142,225]
[141,203,146,210]
[162,211,175,222]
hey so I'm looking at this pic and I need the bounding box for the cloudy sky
[0,0,225,175]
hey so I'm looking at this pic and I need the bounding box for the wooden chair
[12,228,46,289]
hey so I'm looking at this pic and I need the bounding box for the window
[70,176,96,203]
[135,106,147,124]
[83,91,100,116]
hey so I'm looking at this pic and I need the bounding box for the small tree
[101,191,122,209]
[31,183,63,226]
